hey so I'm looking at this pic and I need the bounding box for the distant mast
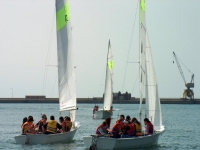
[139,0,147,123]
[56,0,77,122]
[103,40,113,110]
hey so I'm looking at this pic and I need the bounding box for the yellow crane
[173,52,194,99]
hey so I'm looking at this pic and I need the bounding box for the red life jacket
[147,122,153,134]
[127,124,135,136]
[116,120,124,129]
[112,122,121,133]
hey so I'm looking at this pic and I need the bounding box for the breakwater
[0,97,199,104]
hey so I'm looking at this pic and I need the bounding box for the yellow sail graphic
[108,60,113,70]
[56,1,70,30]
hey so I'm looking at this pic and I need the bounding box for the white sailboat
[94,40,113,119]
[14,0,80,144]
[83,0,165,149]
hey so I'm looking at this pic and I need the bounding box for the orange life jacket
[21,122,33,134]
[116,120,124,129]
[112,122,121,133]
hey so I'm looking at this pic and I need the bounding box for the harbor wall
[0,97,199,104]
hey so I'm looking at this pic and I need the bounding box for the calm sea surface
[0,103,199,150]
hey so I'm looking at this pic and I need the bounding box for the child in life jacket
[21,117,27,129]
[96,121,110,136]
[132,117,142,136]
[21,116,36,134]
[59,116,66,133]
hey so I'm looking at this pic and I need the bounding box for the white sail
[103,40,113,110]
[145,33,163,130]
[139,0,147,120]
[56,0,77,118]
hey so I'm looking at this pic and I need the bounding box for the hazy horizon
[0,0,199,98]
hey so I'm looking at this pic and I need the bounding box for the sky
[0,0,199,98]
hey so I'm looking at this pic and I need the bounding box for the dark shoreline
[0,98,199,104]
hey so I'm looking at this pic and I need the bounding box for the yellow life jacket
[135,123,142,136]
[46,120,57,133]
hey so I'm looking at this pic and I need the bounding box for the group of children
[21,114,72,135]
[96,115,154,138]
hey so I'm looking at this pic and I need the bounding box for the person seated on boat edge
[21,116,36,135]
[42,115,62,134]
[21,117,27,129]
[112,120,123,138]
[64,116,72,132]
[116,114,125,129]
[144,118,154,135]
[35,114,47,133]
[58,116,66,133]
[96,121,111,136]
[132,117,142,136]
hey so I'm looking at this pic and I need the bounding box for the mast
[56,0,77,122]
[103,40,113,110]
[139,0,146,124]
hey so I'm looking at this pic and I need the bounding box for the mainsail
[56,0,77,121]
[139,0,147,120]
[103,40,113,110]
[145,33,163,130]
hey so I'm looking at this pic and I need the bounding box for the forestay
[145,33,163,131]
[139,0,147,119]
[103,40,113,110]
[56,0,77,121]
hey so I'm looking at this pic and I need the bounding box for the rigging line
[121,0,139,93]
[51,72,58,98]
[42,7,56,95]
[118,1,139,117]
[176,55,193,74]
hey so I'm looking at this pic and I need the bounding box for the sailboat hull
[83,128,165,150]
[94,110,112,119]
[14,121,80,144]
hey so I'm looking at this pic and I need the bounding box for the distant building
[103,91,131,100]
[25,95,46,100]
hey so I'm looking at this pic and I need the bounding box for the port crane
[173,52,194,99]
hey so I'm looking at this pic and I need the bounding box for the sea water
[0,103,199,150]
